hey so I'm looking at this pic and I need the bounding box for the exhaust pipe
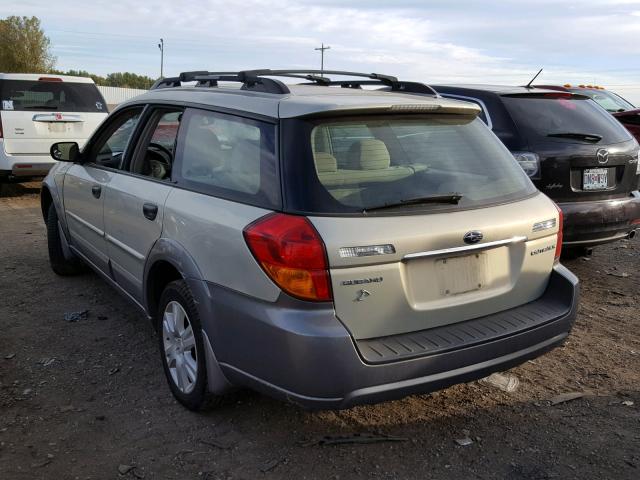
[629,229,637,240]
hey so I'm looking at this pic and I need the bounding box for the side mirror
[50,142,80,162]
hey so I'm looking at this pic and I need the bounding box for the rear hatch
[501,92,639,202]
[283,113,561,340]
[0,77,108,154]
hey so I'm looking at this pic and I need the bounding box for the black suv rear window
[502,94,632,145]
[0,80,106,112]
[283,114,536,215]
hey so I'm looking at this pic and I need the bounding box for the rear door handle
[143,203,158,221]
[91,185,102,199]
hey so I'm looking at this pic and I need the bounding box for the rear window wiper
[22,105,58,110]
[546,132,602,142]
[363,193,463,213]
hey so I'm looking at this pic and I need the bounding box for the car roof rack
[247,69,438,96]
[150,69,438,96]
[150,70,291,94]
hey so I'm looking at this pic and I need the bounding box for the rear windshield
[502,94,632,145]
[568,89,635,113]
[0,80,106,112]
[283,115,536,215]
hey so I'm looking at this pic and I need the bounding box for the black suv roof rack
[150,69,438,96]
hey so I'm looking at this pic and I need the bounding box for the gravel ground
[1,184,639,480]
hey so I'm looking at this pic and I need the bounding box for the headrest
[347,139,390,170]
[315,152,338,173]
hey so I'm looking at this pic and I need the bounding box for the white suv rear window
[0,80,106,112]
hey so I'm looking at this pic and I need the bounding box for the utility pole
[315,43,330,76]
[158,38,164,78]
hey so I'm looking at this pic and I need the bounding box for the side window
[90,108,143,168]
[130,109,182,181]
[175,108,279,207]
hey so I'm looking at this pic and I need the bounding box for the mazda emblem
[463,231,483,244]
[596,149,609,165]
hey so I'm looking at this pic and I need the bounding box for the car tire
[561,247,592,260]
[46,205,87,276]
[157,280,212,411]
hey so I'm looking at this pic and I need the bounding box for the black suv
[432,85,640,254]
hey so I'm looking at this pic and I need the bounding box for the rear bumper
[559,192,640,247]
[0,149,57,179]
[204,265,579,409]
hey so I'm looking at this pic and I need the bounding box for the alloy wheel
[162,301,198,394]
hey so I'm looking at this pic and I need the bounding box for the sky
[3,0,640,103]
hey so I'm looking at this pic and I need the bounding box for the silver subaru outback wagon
[41,70,579,410]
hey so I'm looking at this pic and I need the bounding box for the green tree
[104,72,155,89]
[51,68,106,85]
[0,16,56,72]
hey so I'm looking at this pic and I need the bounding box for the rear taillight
[243,213,332,302]
[553,203,564,262]
[512,151,541,179]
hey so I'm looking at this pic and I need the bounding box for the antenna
[525,68,543,89]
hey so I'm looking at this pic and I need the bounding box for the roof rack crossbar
[298,79,438,96]
[246,69,400,86]
[253,70,437,95]
[150,71,291,94]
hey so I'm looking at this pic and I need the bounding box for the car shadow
[0,181,42,198]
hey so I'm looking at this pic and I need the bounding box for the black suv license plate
[583,168,608,190]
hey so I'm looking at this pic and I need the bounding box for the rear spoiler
[291,102,481,119]
[501,91,591,100]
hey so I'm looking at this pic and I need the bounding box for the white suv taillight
[512,152,541,179]
[553,202,564,263]
[243,213,332,302]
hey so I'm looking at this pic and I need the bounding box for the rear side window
[284,114,536,215]
[569,89,635,113]
[174,108,280,208]
[0,80,106,112]
[502,94,632,145]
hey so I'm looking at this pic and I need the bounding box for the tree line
[0,16,155,89]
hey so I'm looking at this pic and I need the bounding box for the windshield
[0,80,106,112]
[502,94,632,145]
[283,115,536,215]
[568,89,635,112]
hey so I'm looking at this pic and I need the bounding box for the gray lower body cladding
[202,265,579,410]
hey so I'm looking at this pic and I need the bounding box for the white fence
[97,86,148,111]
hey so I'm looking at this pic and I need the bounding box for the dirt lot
[0,184,639,480]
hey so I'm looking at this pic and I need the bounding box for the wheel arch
[40,185,53,221]
[145,237,232,394]
[144,237,204,319]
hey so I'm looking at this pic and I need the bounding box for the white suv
[0,73,108,187]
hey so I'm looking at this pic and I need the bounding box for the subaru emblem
[463,231,483,244]
[596,149,609,165]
